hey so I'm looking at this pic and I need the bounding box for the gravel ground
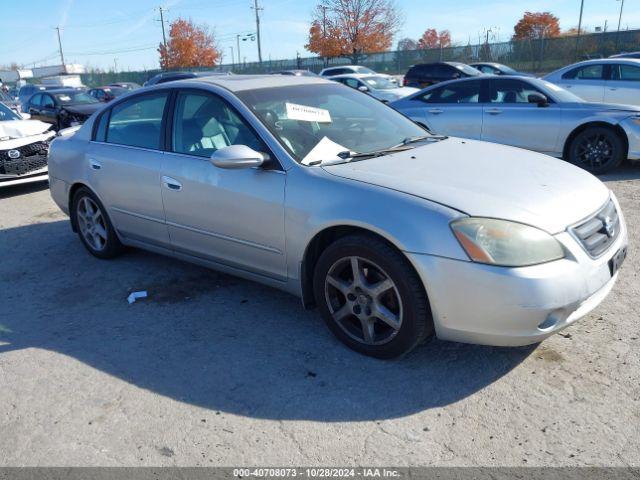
[0,167,638,467]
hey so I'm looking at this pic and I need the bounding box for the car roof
[176,74,330,92]
[563,58,640,67]
[330,73,382,79]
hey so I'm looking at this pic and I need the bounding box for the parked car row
[46,73,627,358]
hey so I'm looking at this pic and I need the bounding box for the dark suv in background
[403,62,482,88]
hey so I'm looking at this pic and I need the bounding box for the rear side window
[41,95,55,108]
[409,65,434,77]
[29,93,42,106]
[418,80,481,104]
[562,64,604,80]
[106,92,168,150]
[612,64,640,81]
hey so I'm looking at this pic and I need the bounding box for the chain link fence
[81,29,640,86]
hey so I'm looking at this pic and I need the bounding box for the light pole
[616,0,625,51]
[575,0,585,60]
[229,46,234,67]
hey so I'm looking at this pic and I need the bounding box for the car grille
[570,199,620,258]
[0,141,49,176]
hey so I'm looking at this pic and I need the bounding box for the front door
[557,63,607,102]
[87,91,171,247]
[481,78,561,154]
[161,89,287,280]
[605,63,640,106]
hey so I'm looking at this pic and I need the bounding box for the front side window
[419,81,481,104]
[237,83,428,163]
[489,79,545,104]
[106,92,168,149]
[564,64,604,80]
[612,64,640,81]
[172,91,265,157]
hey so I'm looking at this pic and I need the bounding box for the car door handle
[428,108,443,114]
[609,88,618,91]
[162,176,182,191]
[486,108,503,115]
[89,159,102,170]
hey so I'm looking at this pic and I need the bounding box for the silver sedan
[49,75,627,358]
[390,76,640,174]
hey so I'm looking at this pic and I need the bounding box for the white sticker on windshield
[58,95,71,102]
[301,136,348,166]
[285,102,332,123]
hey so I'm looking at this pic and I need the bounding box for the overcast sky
[0,0,637,72]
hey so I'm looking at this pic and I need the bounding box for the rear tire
[313,234,434,359]
[568,127,625,174]
[71,187,123,259]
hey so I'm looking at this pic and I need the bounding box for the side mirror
[528,92,549,107]
[210,144,265,169]
[358,85,369,92]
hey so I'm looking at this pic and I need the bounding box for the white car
[544,58,640,106]
[331,73,419,102]
[319,65,398,84]
[0,102,55,187]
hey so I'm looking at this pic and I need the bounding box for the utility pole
[113,58,118,72]
[320,5,328,67]
[616,0,625,50]
[158,6,168,50]
[575,0,584,60]
[229,46,234,66]
[236,34,241,65]
[251,0,263,63]
[55,26,65,67]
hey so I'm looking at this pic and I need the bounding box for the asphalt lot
[0,167,638,467]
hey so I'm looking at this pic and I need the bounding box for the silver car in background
[330,73,419,102]
[543,58,640,106]
[391,75,640,173]
[48,75,627,358]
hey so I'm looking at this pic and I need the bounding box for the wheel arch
[299,224,418,309]
[67,182,109,233]
[563,121,629,160]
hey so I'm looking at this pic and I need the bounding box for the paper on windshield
[285,102,332,123]
[58,95,72,102]
[301,136,347,166]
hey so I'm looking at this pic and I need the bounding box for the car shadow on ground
[0,219,535,421]
[598,163,640,182]
[0,180,49,199]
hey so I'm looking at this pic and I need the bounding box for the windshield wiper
[400,134,448,145]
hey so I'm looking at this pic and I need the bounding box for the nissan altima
[48,75,627,358]
[391,75,640,174]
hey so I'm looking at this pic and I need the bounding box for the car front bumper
[406,206,628,347]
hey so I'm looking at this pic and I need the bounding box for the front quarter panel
[284,165,468,283]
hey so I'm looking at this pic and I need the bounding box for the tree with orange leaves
[417,29,451,49]
[158,18,221,69]
[513,11,561,40]
[306,0,401,61]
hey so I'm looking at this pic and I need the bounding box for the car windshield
[536,79,585,103]
[106,87,127,97]
[0,102,21,121]
[54,92,98,105]
[453,63,482,76]
[362,76,396,90]
[237,83,431,165]
[354,66,375,74]
[0,90,13,102]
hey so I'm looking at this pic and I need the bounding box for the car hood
[0,119,52,140]
[322,138,610,234]
[62,103,102,116]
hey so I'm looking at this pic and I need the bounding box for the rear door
[86,90,171,247]
[556,63,607,102]
[405,79,483,139]
[481,78,561,154]
[40,94,59,126]
[27,93,43,120]
[605,63,640,106]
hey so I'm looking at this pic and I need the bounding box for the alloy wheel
[324,256,403,346]
[575,133,614,170]
[76,196,108,252]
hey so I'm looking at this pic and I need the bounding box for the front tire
[568,127,625,174]
[313,234,434,359]
[71,187,123,259]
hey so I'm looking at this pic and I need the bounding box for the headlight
[451,218,565,267]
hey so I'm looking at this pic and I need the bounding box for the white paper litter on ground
[127,291,148,304]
